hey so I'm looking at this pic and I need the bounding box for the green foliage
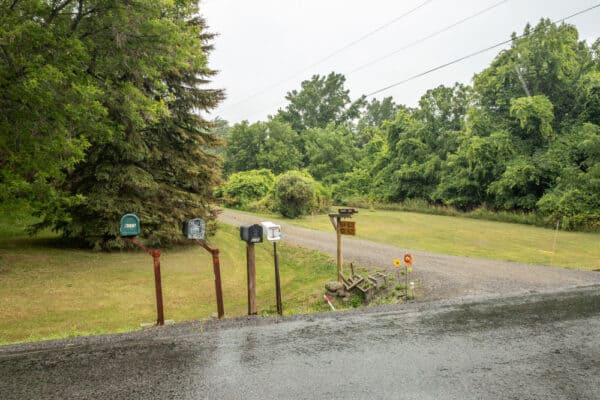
[277,72,366,132]
[0,1,113,209]
[220,169,275,208]
[357,97,401,135]
[536,123,600,230]
[510,95,555,142]
[349,294,363,308]
[0,1,225,249]
[303,124,357,183]
[224,118,302,175]
[273,171,317,218]
[434,132,514,210]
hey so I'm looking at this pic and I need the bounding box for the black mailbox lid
[240,224,263,243]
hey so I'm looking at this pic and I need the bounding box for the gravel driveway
[220,209,600,301]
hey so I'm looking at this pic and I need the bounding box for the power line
[346,0,508,76]
[365,2,600,97]
[220,0,435,112]
[224,0,507,121]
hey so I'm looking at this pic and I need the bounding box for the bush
[273,171,317,218]
[220,169,275,208]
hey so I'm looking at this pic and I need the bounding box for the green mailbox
[119,213,141,237]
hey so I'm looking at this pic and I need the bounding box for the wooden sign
[339,220,356,235]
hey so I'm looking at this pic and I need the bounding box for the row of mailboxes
[120,214,207,240]
[119,214,281,243]
[239,222,282,243]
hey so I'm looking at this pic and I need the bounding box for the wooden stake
[337,216,343,282]
[247,242,257,315]
[550,218,560,266]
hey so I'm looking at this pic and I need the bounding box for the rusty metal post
[211,248,225,319]
[127,238,165,326]
[195,240,225,319]
[152,250,165,326]
[247,242,257,315]
[273,242,282,316]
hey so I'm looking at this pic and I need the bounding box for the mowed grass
[234,208,600,270]
[0,205,337,344]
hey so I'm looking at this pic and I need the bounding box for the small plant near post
[403,253,414,300]
[393,258,402,292]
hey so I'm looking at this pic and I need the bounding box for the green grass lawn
[0,204,338,344]
[232,207,600,270]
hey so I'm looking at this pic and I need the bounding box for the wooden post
[273,242,282,316]
[211,248,225,319]
[196,240,225,319]
[336,216,343,282]
[247,242,257,315]
[127,238,164,326]
[152,250,165,326]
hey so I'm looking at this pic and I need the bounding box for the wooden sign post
[329,208,358,282]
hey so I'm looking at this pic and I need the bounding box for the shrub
[273,171,317,218]
[220,169,275,208]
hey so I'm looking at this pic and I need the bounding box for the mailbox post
[183,218,224,319]
[240,224,263,315]
[119,213,165,326]
[262,221,283,316]
[328,208,358,282]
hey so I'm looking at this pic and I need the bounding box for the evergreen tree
[20,0,225,249]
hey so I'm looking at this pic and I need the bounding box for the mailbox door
[185,218,205,240]
[119,214,141,237]
[249,224,263,243]
[241,224,263,243]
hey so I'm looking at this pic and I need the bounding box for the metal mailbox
[240,224,263,243]
[183,218,206,240]
[338,208,358,216]
[261,221,282,242]
[119,213,141,237]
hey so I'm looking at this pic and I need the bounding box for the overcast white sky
[200,0,600,123]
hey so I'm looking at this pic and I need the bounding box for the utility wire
[347,0,507,76]
[220,0,435,112]
[365,2,600,97]
[227,0,507,121]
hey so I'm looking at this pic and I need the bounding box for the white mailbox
[261,221,282,242]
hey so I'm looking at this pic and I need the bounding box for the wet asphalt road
[1,286,599,399]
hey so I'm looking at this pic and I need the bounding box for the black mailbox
[183,218,206,240]
[240,224,263,244]
[338,208,358,216]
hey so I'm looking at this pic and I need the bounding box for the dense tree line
[0,0,223,248]
[223,20,600,230]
